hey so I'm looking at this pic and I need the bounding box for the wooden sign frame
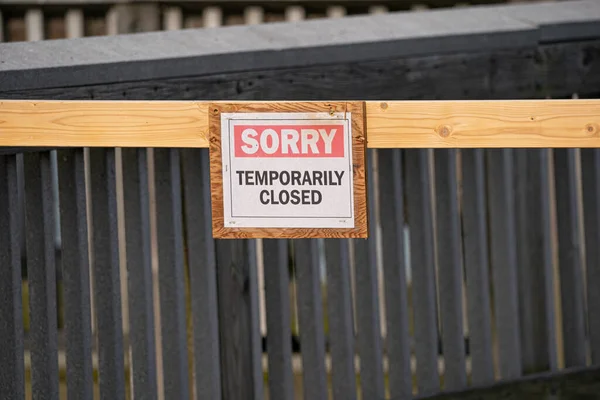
[209,101,368,239]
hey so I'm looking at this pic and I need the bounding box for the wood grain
[0,100,208,148]
[208,101,368,239]
[2,100,600,149]
[365,100,600,148]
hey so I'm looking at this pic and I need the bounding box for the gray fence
[1,1,600,399]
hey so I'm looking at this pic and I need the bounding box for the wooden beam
[1,100,600,149]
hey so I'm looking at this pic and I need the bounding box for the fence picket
[553,149,587,368]
[324,239,357,400]
[486,149,522,380]
[460,149,494,386]
[581,149,600,365]
[353,149,385,399]
[295,239,328,400]
[88,148,126,400]
[121,148,158,400]
[153,148,190,399]
[24,152,59,400]
[514,149,557,373]
[57,149,94,400]
[181,148,222,399]
[433,149,467,390]
[262,239,294,400]
[405,149,439,395]
[0,154,25,400]
[378,149,412,399]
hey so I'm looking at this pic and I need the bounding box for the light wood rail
[1,99,599,148]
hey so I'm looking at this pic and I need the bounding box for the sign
[209,102,368,239]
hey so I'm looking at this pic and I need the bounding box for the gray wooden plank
[295,239,328,400]
[57,149,94,400]
[433,149,466,390]
[353,149,385,400]
[23,151,59,400]
[514,149,556,374]
[405,149,439,396]
[581,149,600,365]
[0,154,25,400]
[0,0,546,92]
[247,239,265,400]
[216,238,257,400]
[262,239,294,400]
[459,149,494,386]
[414,364,600,400]
[88,148,126,400]
[553,149,587,368]
[485,149,522,380]
[153,148,190,399]
[121,148,158,400]
[377,149,412,399]
[181,148,222,400]
[324,238,357,400]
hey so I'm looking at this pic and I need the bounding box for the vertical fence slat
[0,154,25,400]
[181,148,222,399]
[247,239,266,400]
[57,149,94,400]
[153,148,190,399]
[433,149,467,389]
[460,149,494,386]
[353,149,385,399]
[378,149,412,399]
[405,149,439,395]
[581,149,600,365]
[25,8,43,41]
[24,152,59,400]
[121,148,158,400]
[514,149,556,373]
[262,239,294,400]
[89,148,126,400]
[325,239,357,400]
[486,149,522,380]
[65,9,84,38]
[216,238,257,400]
[553,149,587,368]
[295,239,328,400]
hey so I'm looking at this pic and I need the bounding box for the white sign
[220,112,354,229]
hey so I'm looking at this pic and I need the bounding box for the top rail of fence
[0,99,599,149]
[0,0,598,93]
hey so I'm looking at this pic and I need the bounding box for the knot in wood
[380,102,388,110]
[436,125,452,138]
[585,123,599,136]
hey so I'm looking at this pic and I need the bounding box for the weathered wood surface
[2,1,599,93]
[418,365,600,400]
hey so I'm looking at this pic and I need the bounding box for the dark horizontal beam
[0,0,511,5]
[0,0,598,93]
[418,365,600,400]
